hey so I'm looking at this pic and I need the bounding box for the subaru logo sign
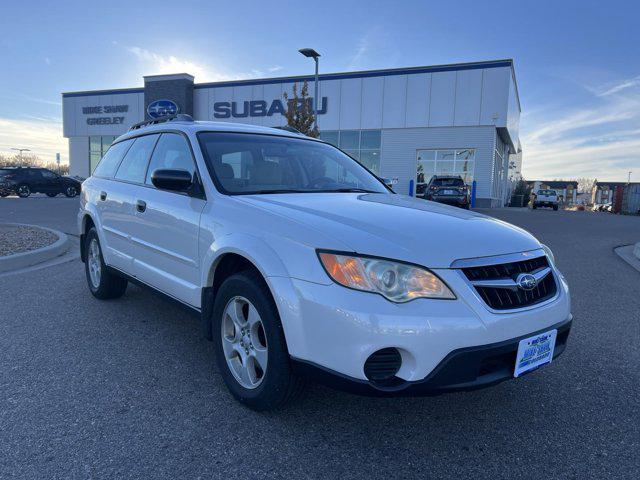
[516,273,537,291]
[147,99,179,119]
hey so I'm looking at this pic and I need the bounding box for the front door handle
[136,200,147,213]
[99,191,107,201]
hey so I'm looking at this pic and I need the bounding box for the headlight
[541,244,555,265]
[318,252,455,302]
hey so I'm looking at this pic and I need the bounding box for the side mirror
[151,169,193,192]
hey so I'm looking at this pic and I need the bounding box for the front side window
[114,135,159,183]
[93,139,134,178]
[198,132,389,195]
[145,133,196,185]
[41,170,57,179]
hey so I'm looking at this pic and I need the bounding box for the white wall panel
[317,79,340,130]
[382,75,407,128]
[454,69,482,126]
[405,73,431,128]
[263,83,284,127]
[251,84,265,126]
[193,89,208,120]
[429,71,456,126]
[360,77,384,129]
[480,66,509,127]
[339,78,362,130]
[69,137,89,178]
[232,85,255,125]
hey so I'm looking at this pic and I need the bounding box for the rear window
[93,139,134,178]
[538,189,556,195]
[433,177,464,187]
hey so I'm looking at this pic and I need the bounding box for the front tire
[212,271,304,411]
[84,228,127,299]
[16,184,31,198]
[65,186,78,197]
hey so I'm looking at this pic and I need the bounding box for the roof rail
[129,114,194,131]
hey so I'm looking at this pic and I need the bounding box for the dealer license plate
[514,329,557,377]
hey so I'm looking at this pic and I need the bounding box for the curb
[0,224,70,273]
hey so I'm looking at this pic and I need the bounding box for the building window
[89,136,116,174]
[416,149,475,186]
[319,130,381,174]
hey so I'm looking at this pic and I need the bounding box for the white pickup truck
[532,189,559,210]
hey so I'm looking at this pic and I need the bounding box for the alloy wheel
[87,238,102,288]
[221,296,268,389]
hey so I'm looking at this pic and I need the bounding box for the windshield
[197,132,389,195]
[538,189,556,195]
[433,177,465,187]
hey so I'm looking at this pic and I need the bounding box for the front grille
[462,255,557,310]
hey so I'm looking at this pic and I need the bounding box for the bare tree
[575,177,596,194]
[282,81,319,138]
[0,153,69,175]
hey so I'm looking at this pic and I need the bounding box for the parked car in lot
[531,189,559,210]
[0,167,81,198]
[79,115,572,410]
[418,175,471,209]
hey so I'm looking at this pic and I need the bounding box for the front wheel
[65,186,78,197]
[84,228,128,299]
[212,271,304,411]
[16,184,31,198]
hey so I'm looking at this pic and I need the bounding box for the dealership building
[62,59,522,207]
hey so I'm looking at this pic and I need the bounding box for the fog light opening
[364,347,402,384]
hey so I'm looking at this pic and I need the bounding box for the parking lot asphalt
[1,198,639,479]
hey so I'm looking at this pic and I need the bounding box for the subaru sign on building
[62,60,522,207]
[147,99,179,118]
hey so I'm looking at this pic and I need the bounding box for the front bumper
[292,316,572,396]
[269,264,572,392]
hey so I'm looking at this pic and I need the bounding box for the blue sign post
[471,180,477,208]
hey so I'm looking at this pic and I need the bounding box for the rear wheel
[16,184,30,198]
[84,228,128,299]
[212,271,304,411]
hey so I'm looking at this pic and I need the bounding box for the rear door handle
[99,191,107,201]
[136,200,146,213]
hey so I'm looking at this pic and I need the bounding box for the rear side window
[93,139,133,178]
[433,177,464,187]
[145,133,196,185]
[114,135,160,183]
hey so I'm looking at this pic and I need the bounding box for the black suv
[418,175,470,209]
[0,167,81,198]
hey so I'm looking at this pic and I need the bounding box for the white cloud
[123,45,268,83]
[0,117,67,164]
[348,34,371,70]
[268,65,283,73]
[521,75,640,181]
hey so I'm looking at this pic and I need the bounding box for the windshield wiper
[316,188,380,193]
[251,189,316,194]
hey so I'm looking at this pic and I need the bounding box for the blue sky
[0,0,638,181]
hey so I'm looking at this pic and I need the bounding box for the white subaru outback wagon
[79,114,572,410]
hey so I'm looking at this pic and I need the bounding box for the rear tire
[17,184,31,198]
[84,228,128,300]
[212,270,305,411]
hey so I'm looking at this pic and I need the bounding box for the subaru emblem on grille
[516,273,537,290]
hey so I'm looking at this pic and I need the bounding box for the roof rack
[129,114,194,131]
[273,125,304,135]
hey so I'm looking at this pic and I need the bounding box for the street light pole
[628,171,632,184]
[11,148,31,167]
[298,48,321,131]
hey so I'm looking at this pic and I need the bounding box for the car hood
[236,193,541,268]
